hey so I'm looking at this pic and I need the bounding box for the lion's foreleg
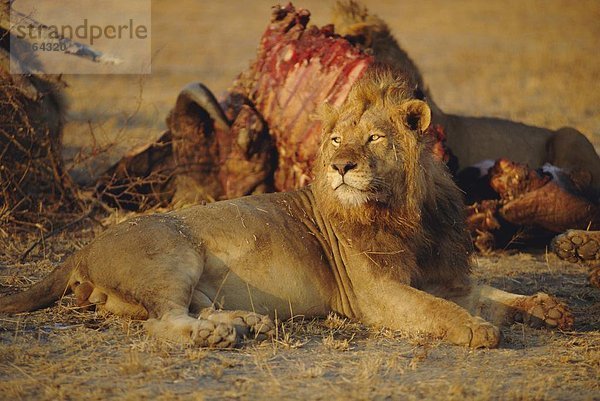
[356,281,500,348]
[438,283,573,330]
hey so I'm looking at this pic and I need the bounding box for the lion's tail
[0,256,77,313]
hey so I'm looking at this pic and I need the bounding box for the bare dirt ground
[1,1,599,400]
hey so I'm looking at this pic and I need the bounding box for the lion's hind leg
[136,257,239,348]
[75,281,239,347]
[72,281,149,319]
[73,278,239,347]
[199,308,276,341]
[145,310,237,348]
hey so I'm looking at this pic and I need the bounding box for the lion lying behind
[332,1,600,193]
[0,72,572,348]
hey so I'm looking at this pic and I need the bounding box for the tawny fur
[0,72,572,348]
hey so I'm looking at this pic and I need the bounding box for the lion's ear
[400,100,431,132]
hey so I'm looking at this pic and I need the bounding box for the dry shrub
[94,131,175,211]
[0,40,84,233]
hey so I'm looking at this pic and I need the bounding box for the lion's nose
[331,161,357,176]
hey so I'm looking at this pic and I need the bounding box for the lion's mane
[312,70,472,286]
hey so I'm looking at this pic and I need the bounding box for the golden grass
[1,1,600,400]
[1,228,599,400]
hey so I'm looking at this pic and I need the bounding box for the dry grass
[1,227,599,400]
[1,1,600,400]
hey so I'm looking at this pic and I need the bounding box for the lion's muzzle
[331,161,357,176]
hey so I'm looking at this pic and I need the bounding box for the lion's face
[315,74,432,217]
[324,107,402,206]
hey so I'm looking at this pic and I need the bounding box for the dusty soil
[1,1,599,400]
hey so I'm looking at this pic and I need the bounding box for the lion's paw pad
[552,230,600,265]
[514,293,573,330]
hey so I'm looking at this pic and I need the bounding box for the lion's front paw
[447,317,501,349]
[512,293,573,330]
[552,229,600,265]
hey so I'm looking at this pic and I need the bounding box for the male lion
[0,72,572,348]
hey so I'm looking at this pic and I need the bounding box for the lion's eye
[368,134,384,143]
[331,136,341,146]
